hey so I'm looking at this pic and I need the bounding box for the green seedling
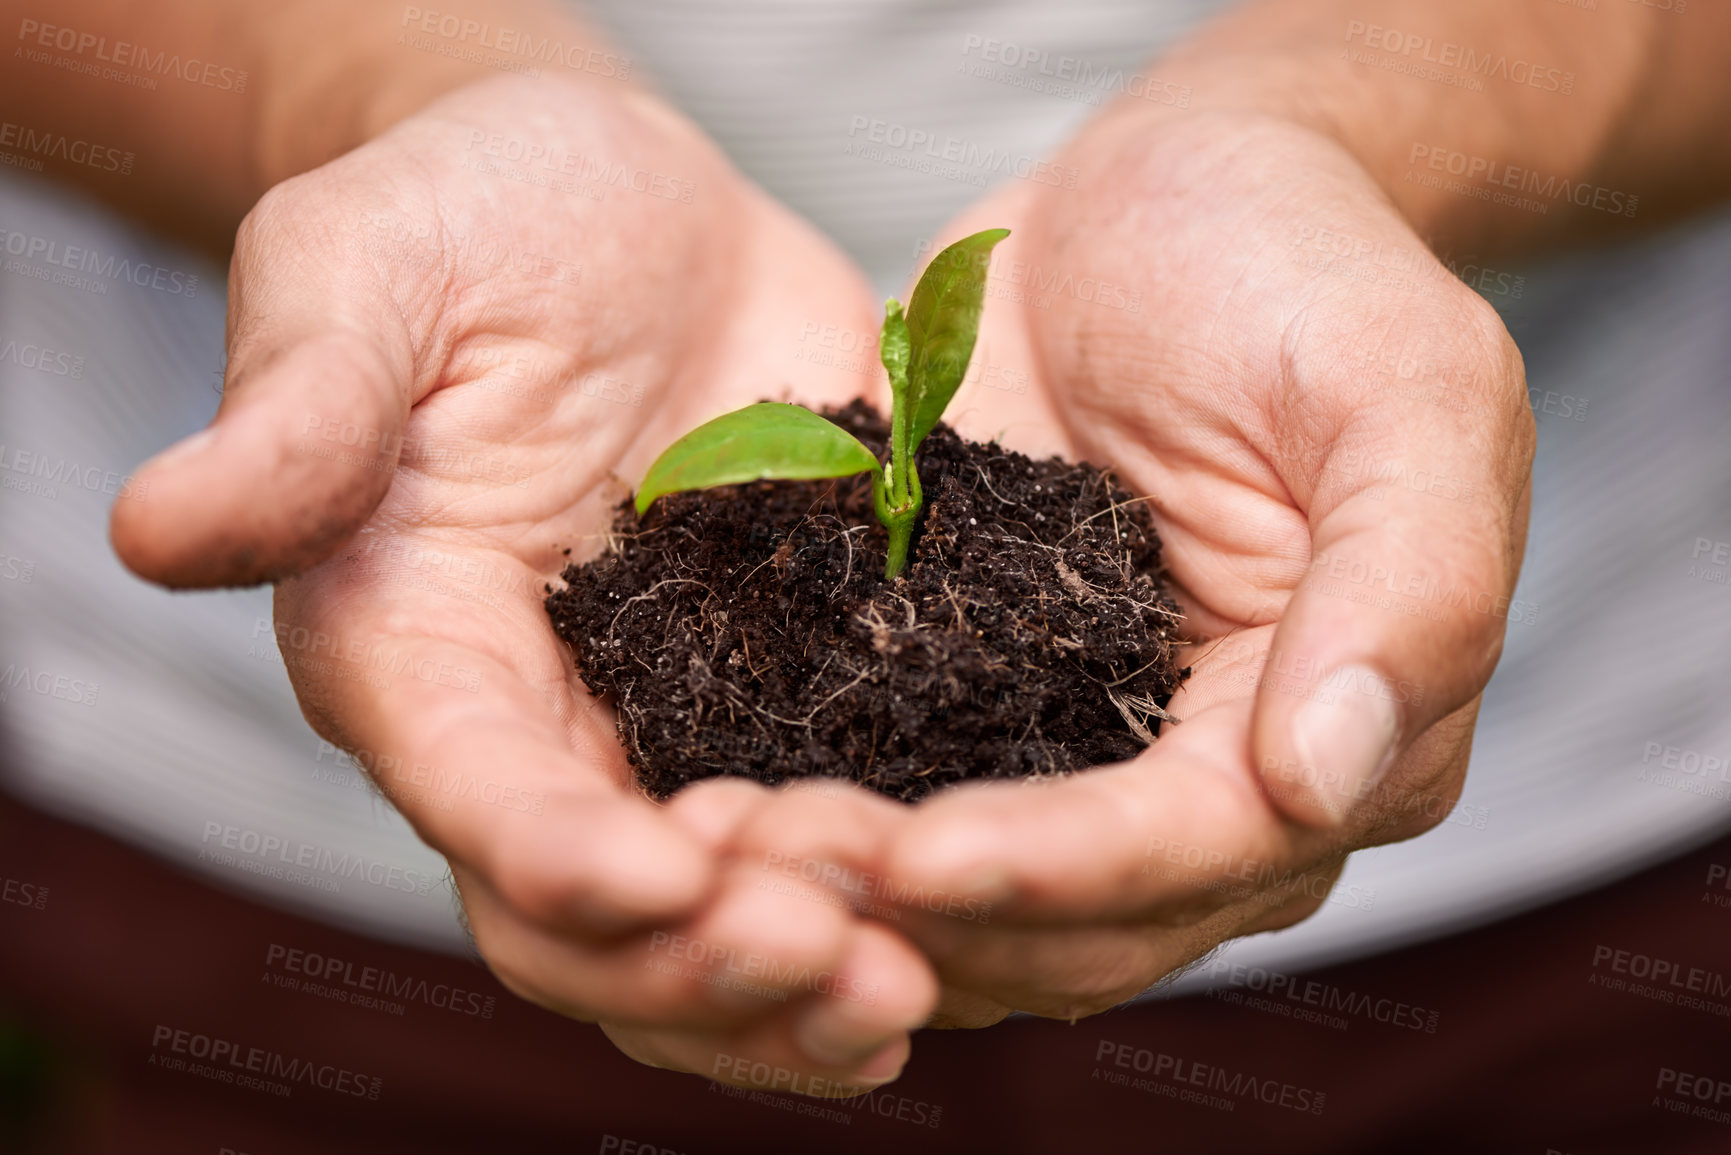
[634,228,1010,579]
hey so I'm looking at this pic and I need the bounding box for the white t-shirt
[3,1,1729,978]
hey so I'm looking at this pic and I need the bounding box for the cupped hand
[709,104,1534,1028]
[109,74,936,1087]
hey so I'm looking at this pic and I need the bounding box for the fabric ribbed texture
[582,0,1225,292]
[0,182,463,949]
[2,1,1728,974]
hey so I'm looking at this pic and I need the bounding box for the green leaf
[879,299,912,506]
[879,299,911,398]
[904,228,1010,451]
[634,402,881,516]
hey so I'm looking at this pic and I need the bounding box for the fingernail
[799,1041,906,1097]
[144,428,216,471]
[794,1000,900,1070]
[1288,666,1400,824]
[855,1038,909,1083]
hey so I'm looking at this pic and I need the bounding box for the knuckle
[1429,283,1528,420]
[1245,888,1328,933]
[597,1025,679,1073]
[1360,723,1474,842]
[460,912,561,1014]
[469,927,604,1025]
[484,837,582,929]
[1233,866,1340,934]
[234,177,309,260]
[738,796,834,856]
[1013,953,1168,1019]
[478,949,542,1009]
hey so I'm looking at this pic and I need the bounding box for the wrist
[1101,4,1662,254]
[1081,55,1497,250]
[249,0,632,191]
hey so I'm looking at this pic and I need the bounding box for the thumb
[1252,384,1533,827]
[110,184,416,588]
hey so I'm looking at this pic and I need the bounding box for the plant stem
[877,297,924,579]
[885,520,911,580]
[884,304,912,511]
[880,457,921,580]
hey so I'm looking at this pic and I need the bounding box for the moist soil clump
[546,401,1188,803]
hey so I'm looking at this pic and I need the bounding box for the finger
[1253,298,1533,826]
[726,782,910,909]
[904,902,1249,1020]
[926,986,1014,1030]
[1231,858,1347,936]
[883,697,1326,926]
[602,921,937,1089]
[899,859,1343,1021]
[455,850,857,1030]
[111,176,418,587]
[453,870,713,1027]
[606,1022,907,1097]
[270,589,715,932]
[783,920,935,1069]
[665,776,775,853]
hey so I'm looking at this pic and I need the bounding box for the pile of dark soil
[546,401,1187,803]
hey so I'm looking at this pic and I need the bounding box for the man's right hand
[109,73,936,1091]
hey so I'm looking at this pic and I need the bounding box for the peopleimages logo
[0,120,133,174]
[0,338,84,377]
[957,34,1191,108]
[1641,741,1731,784]
[149,1024,381,1099]
[1655,1066,1731,1127]
[911,239,1143,315]
[846,116,1079,190]
[647,932,879,1005]
[1,875,49,911]
[199,821,440,896]
[356,208,582,285]
[462,130,695,203]
[16,19,248,92]
[1344,21,1575,94]
[250,617,484,694]
[1094,1040,1327,1115]
[1407,144,1638,218]
[0,228,199,296]
[398,7,632,79]
[1198,959,1441,1033]
[1307,549,1541,627]
[264,943,497,1019]
[1141,834,1377,910]
[1439,254,1525,300]
[313,739,546,815]
[0,664,99,707]
[1591,944,1731,1002]
[759,849,993,924]
[1262,650,1427,707]
[0,443,148,502]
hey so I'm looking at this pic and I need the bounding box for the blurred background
[4,2,1731,1151]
